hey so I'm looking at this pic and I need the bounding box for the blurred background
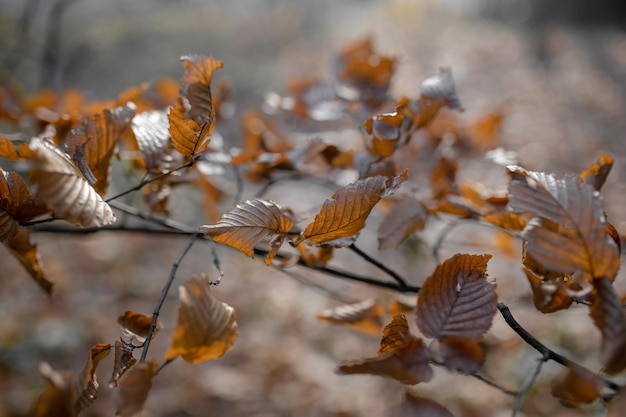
[1,1,626,416]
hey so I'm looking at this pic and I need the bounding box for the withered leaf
[337,337,433,385]
[580,153,613,191]
[180,54,223,126]
[363,111,404,158]
[0,135,19,160]
[438,336,485,374]
[118,311,160,345]
[300,170,409,246]
[481,212,528,232]
[199,199,294,265]
[32,362,75,417]
[317,298,384,336]
[378,196,428,250]
[74,343,111,414]
[508,166,620,281]
[378,314,412,355]
[416,254,496,339]
[550,364,602,405]
[165,277,238,363]
[115,360,157,417]
[67,103,136,196]
[0,169,48,242]
[469,110,504,149]
[29,138,116,227]
[430,156,458,199]
[337,38,396,90]
[168,106,212,156]
[419,67,463,111]
[589,277,626,374]
[393,393,455,417]
[109,341,137,388]
[5,228,53,294]
[130,109,170,172]
[297,243,334,267]
[524,268,572,313]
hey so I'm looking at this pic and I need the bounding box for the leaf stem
[140,232,200,362]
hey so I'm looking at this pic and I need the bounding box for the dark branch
[349,243,408,289]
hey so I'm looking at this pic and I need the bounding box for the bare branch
[349,243,408,289]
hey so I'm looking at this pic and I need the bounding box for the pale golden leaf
[29,137,116,227]
[317,298,384,335]
[165,277,238,363]
[580,153,614,191]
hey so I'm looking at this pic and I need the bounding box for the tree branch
[349,243,408,289]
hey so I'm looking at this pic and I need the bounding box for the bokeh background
[1,0,626,416]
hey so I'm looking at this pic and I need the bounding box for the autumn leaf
[589,277,626,374]
[117,311,160,345]
[317,298,384,335]
[378,196,428,250]
[180,54,223,126]
[363,111,404,158]
[297,243,334,267]
[392,393,455,417]
[115,360,157,417]
[67,103,136,196]
[481,212,528,232]
[508,166,620,281]
[416,254,496,339]
[580,153,613,191]
[168,106,212,156]
[74,343,111,414]
[29,137,116,227]
[337,37,396,91]
[438,336,485,374]
[5,228,53,294]
[0,135,19,160]
[199,199,294,265]
[419,67,463,111]
[109,341,137,388]
[550,364,602,405]
[0,169,48,242]
[378,314,413,355]
[524,268,573,313]
[130,109,171,172]
[32,362,75,417]
[299,170,409,246]
[165,277,238,363]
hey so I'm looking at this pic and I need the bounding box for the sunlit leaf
[317,298,384,335]
[524,268,573,313]
[589,277,626,374]
[165,277,238,363]
[115,360,157,417]
[29,138,116,227]
[0,135,19,160]
[180,54,223,126]
[363,111,403,158]
[416,254,496,339]
[508,166,620,281]
[0,169,48,242]
[393,393,455,417]
[130,109,170,172]
[5,228,52,294]
[439,336,485,374]
[74,343,111,414]
[168,106,212,156]
[67,103,136,196]
[580,153,613,191]
[199,199,294,265]
[300,170,409,246]
[109,340,137,388]
[117,311,160,345]
[378,196,428,250]
[32,362,75,417]
[481,212,528,232]
[551,364,602,405]
[378,314,412,355]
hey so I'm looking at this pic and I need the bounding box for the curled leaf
[419,67,463,111]
[580,153,613,191]
[199,199,294,265]
[117,311,160,345]
[589,277,626,374]
[416,254,496,339]
[524,267,572,313]
[74,343,111,414]
[317,298,384,335]
[180,54,223,126]
[1,169,48,242]
[109,340,137,388]
[29,138,116,227]
[165,277,238,363]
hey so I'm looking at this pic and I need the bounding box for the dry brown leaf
[29,137,116,227]
[416,254,497,339]
[0,169,48,242]
[430,156,458,199]
[199,199,294,265]
[337,38,396,91]
[168,106,212,156]
[317,299,384,335]
[297,243,334,267]
[580,153,614,191]
[118,311,160,345]
[0,135,19,160]
[378,196,428,250]
[481,212,528,232]
[115,360,157,417]
[32,362,76,417]
[508,166,620,281]
[393,393,455,417]
[130,109,170,172]
[589,277,626,374]
[438,336,485,374]
[74,343,111,414]
[378,314,412,355]
[5,227,52,294]
[550,364,602,405]
[109,341,137,388]
[300,170,409,246]
[180,54,223,126]
[469,110,504,149]
[524,268,573,313]
[363,111,404,158]
[165,277,238,363]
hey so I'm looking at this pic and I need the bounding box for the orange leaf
[0,135,19,160]
[481,212,528,232]
[416,254,496,339]
[74,343,111,414]
[300,170,409,246]
[5,228,53,294]
[363,111,404,158]
[524,268,572,313]
[589,277,626,374]
[0,169,48,242]
[115,360,157,417]
[393,393,455,417]
[117,311,160,345]
[509,166,620,281]
[438,336,485,374]
[551,364,602,405]
[29,138,116,227]
[337,38,396,90]
[469,110,504,149]
[580,153,613,191]
[378,314,413,355]
[32,362,76,417]
[180,54,223,126]
[108,341,137,388]
[317,298,384,335]
[165,277,238,363]
[199,199,294,265]
[297,243,334,267]
[168,106,212,156]
[377,196,428,250]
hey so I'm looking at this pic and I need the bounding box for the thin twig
[512,355,547,417]
[109,201,196,233]
[497,302,620,391]
[349,244,408,289]
[432,220,462,264]
[470,373,517,397]
[140,232,201,362]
